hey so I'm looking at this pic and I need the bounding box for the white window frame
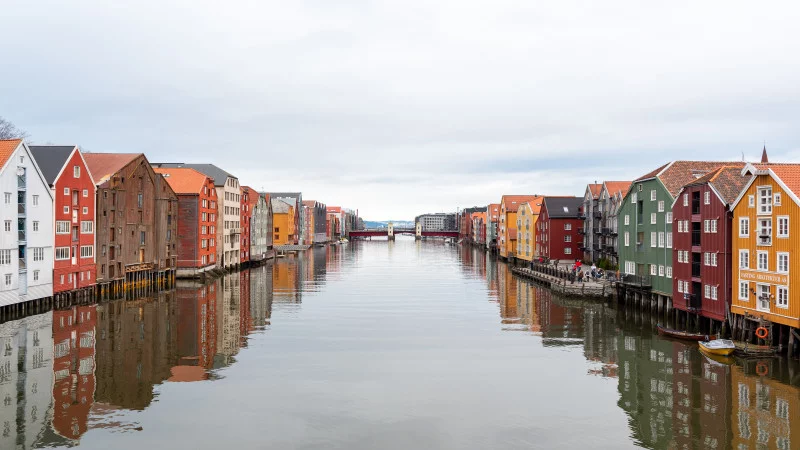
[81,221,93,234]
[683,193,688,206]
[777,216,789,238]
[739,250,749,269]
[666,232,672,248]
[73,166,80,178]
[711,286,718,300]
[56,221,70,234]
[564,223,572,231]
[774,192,782,206]
[704,220,710,233]
[63,187,69,195]
[658,265,664,276]
[83,189,88,197]
[55,247,70,260]
[739,218,749,237]
[711,253,717,267]
[739,281,749,300]
[564,247,572,255]
[776,286,788,309]
[665,266,672,278]
[704,284,710,299]
[658,200,664,212]
[665,212,672,223]
[758,186,772,215]
[650,231,657,248]
[658,232,664,248]
[651,212,657,224]
[748,195,755,207]
[704,252,710,266]
[624,232,630,247]
[650,264,657,276]
[757,251,768,271]
[651,190,657,201]
[678,221,684,233]
[80,245,93,258]
[777,252,789,274]
[711,219,717,233]
[624,215,629,226]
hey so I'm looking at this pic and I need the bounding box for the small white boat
[699,339,736,356]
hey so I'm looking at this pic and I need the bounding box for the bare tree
[0,116,29,140]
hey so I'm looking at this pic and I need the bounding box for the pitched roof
[302,200,317,208]
[28,145,76,185]
[327,206,342,213]
[603,181,632,197]
[241,186,261,207]
[153,167,210,194]
[543,197,582,218]
[501,195,541,211]
[637,161,738,198]
[636,163,670,182]
[752,163,800,199]
[487,203,500,220]
[525,198,545,215]
[83,153,141,184]
[0,139,23,169]
[151,163,235,186]
[271,198,292,213]
[587,183,602,199]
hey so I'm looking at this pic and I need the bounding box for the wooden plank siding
[731,173,799,329]
[672,183,732,322]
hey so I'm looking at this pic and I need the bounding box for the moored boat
[699,339,735,356]
[656,325,717,342]
[732,341,777,357]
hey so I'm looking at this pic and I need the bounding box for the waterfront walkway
[511,266,613,298]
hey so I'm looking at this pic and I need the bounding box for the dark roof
[267,192,301,199]
[29,145,76,185]
[151,163,236,186]
[684,165,750,205]
[543,197,582,218]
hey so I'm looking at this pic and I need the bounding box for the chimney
[761,145,769,163]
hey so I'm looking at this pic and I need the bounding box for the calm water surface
[2,237,798,449]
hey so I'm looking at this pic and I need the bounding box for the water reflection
[0,242,797,449]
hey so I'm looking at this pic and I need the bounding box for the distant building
[416,213,457,232]
[303,200,328,244]
[515,198,544,262]
[499,195,540,260]
[266,193,303,244]
[271,198,295,245]
[486,203,500,250]
[595,181,632,267]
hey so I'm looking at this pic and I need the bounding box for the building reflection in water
[460,247,800,450]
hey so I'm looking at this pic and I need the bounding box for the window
[774,192,782,206]
[33,248,44,261]
[705,284,710,299]
[710,253,717,266]
[777,216,789,237]
[704,220,710,233]
[564,248,572,255]
[32,195,38,206]
[82,207,88,215]
[650,265,657,276]
[564,223,572,231]
[624,215,629,226]
[651,213,657,224]
[3,221,9,232]
[63,206,69,214]
[73,166,80,178]
[758,186,772,214]
[81,221,93,233]
[704,252,710,266]
[624,232,630,246]
[0,250,10,265]
[666,232,672,248]
[80,246,93,258]
[625,261,635,275]
[140,231,146,245]
[658,232,664,248]
[739,218,749,237]
[757,251,768,271]
[677,251,684,263]
[650,231,657,247]
[677,280,683,293]
[777,287,788,308]
[665,212,672,223]
[710,219,717,233]
[748,195,755,207]
[658,265,664,276]
[4,274,10,286]
[666,266,672,278]
[740,250,749,269]
[137,192,143,208]
[64,187,69,195]
[650,190,657,201]
[33,270,39,281]
[56,221,70,234]
[32,221,38,232]
[678,221,684,233]
[703,191,710,205]
[758,218,772,245]
[740,281,749,300]
[564,235,571,242]
[658,201,664,212]
[683,193,688,206]
[777,252,789,273]
[55,247,70,260]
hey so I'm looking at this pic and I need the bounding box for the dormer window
[758,186,772,215]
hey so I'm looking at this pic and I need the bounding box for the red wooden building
[154,167,217,278]
[240,186,256,263]
[671,165,747,323]
[29,146,97,294]
[535,197,583,262]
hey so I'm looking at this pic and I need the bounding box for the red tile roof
[603,181,632,197]
[0,139,22,169]
[501,195,541,212]
[488,203,500,221]
[84,153,141,185]
[587,184,602,199]
[241,186,260,207]
[753,163,800,199]
[327,206,342,213]
[525,198,545,215]
[638,161,738,197]
[153,167,210,194]
[684,165,748,205]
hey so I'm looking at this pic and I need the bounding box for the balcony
[593,211,602,219]
[758,234,772,246]
[692,261,701,278]
[691,230,701,247]
[594,228,602,235]
[229,227,241,235]
[578,228,587,235]
[621,274,652,288]
[18,230,25,243]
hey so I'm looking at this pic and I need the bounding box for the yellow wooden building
[271,198,295,246]
[515,199,544,262]
[499,195,541,260]
[730,163,800,349]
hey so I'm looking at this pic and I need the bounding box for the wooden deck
[511,267,613,299]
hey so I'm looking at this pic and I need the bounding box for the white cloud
[3,0,800,218]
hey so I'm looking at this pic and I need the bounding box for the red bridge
[349,229,459,238]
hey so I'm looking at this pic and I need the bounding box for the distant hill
[363,220,415,229]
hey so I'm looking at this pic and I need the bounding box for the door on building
[757,284,771,312]
[71,245,77,265]
[73,272,77,289]
[139,248,145,263]
[691,281,702,310]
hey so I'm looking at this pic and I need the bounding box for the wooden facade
[535,197,583,262]
[85,153,177,295]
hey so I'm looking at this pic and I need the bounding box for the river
[1,236,798,449]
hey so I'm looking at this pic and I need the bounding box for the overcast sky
[3,1,800,219]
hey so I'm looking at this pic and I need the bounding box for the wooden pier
[511,267,612,298]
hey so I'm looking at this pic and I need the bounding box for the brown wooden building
[84,153,178,296]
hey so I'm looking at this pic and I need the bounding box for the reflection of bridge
[349,228,459,238]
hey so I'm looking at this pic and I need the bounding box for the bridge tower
[388,222,395,241]
[415,221,422,240]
